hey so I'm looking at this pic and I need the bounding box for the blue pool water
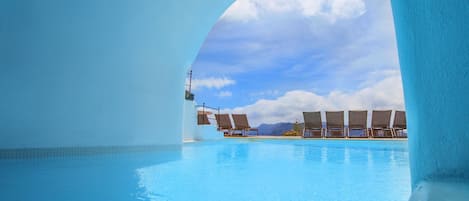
[0,139,410,201]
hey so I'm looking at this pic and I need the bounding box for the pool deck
[183,136,407,143]
[225,136,407,140]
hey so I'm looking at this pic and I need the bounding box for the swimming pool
[0,139,410,201]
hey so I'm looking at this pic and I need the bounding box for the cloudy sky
[190,0,404,126]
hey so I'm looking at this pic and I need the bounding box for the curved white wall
[0,0,233,148]
[391,0,469,195]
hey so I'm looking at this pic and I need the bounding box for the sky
[189,0,404,126]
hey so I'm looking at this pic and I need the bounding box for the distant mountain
[258,122,294,136]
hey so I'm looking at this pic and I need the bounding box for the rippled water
[0,139,410,201]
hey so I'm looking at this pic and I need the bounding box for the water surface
[0,139,410,201]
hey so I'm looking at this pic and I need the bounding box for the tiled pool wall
[0,145,182,160]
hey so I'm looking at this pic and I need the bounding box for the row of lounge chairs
[198,113,258,136]
[303,110,407,138]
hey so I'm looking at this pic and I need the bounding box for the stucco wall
[183,100,197,141]
[195,125,224,141]
[391,0,469,189]
[0,0,233,148]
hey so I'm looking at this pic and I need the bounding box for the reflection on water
[137,140,410,201]
[390,150,396,167]
[344,147,350,164]
[368,149,374,168]
[321,146,328,163]
[215,141,251,165]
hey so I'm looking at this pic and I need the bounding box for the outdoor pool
[0,139,410,201]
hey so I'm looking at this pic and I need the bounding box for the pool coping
[0,144,182,159]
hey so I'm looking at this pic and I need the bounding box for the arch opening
[188,0,469,199]
[190,0,405,128]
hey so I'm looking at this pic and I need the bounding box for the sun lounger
[348,110,369,138]
[231,114,258,136]
[326,111,345,138]
[215,114,233,136]
[392,110,407,138]
[370,110,393,138]
[303,112,324,138]
[197,113,211,125]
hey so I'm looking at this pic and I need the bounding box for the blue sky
[190,0,404,125]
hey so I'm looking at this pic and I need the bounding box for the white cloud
[329,0,366,19]
[197,0,391,80]
[249,90,280,97]
[222,72,404,126]
[258,0,297,13]
[221,0,259,22]
[217,91,233,98]
[222,0,366,22]
[191,77,236,90]
[297,0,324,17]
